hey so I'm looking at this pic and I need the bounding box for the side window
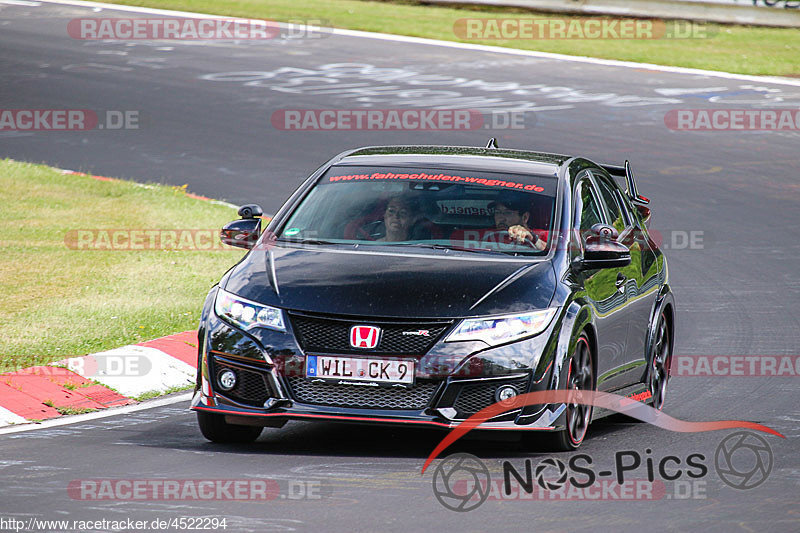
[615,190,638,228]
[593,174,628,233]
[578,180,604,233]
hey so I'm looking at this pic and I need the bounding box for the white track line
[0,0,42,6]
[34,0,800,88]
[0,392,193,435]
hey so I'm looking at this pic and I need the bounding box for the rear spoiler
[600,160,651,224]
[599,160,649,206]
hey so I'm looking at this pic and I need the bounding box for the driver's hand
[509,225,546,251]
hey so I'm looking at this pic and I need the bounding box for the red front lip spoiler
[191,403,556,431]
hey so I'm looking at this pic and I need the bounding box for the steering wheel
[355,220,384,241]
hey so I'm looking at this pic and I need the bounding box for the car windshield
[278,165,558,255]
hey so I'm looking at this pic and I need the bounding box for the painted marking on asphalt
[201,64,682,109]
[654,87,730,96]
[0,392,192,435]
[33,0,800,88]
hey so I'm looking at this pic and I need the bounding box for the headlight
[445,308,557,347]
[214,288,285,332]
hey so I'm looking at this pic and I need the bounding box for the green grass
[135,384,194,401]
[54,406,99,416]
[103,0,799,76]
[0,159,245,372]
[41,399,95,415]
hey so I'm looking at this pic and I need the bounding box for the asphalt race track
[1,1,799,531]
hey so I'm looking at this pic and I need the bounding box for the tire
[647,312,672,411]
[541,334,595,452]
[197,411,263,443]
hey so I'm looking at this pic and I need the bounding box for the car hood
[222,245,556,318]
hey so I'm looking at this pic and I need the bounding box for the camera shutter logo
[432,453,491,512]
[535,458,569,491]
[715,431,773,490]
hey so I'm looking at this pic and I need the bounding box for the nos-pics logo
[431,431,774,511]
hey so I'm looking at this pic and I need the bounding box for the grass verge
[135,384,194,402]
[0,159,244,372]
[103,0,799,76]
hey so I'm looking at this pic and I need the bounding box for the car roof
[335,145,571,178]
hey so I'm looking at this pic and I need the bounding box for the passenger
[377,196,421,242]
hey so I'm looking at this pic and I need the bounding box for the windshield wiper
[277,237,340,246]
[387,242,504,254]
[394,242,544,256]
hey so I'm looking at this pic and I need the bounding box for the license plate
[306,355,414,385]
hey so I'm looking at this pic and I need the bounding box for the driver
[487,193,546,251]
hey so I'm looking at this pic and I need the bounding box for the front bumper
[191,309,570,432]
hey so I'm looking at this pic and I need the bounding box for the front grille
[286,377,439,410]
[213,359,271,407]
[288,313,451,355]
[454,377,530,416]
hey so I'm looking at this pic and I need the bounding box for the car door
[573,174,631,392]
[591,170,659,387]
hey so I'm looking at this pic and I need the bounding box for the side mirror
[238,204,263,219]
[220,204,263,249]
[575,224,631,270]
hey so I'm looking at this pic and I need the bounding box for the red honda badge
[350,325,381,349]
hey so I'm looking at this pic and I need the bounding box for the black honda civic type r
[192,143,675,450]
